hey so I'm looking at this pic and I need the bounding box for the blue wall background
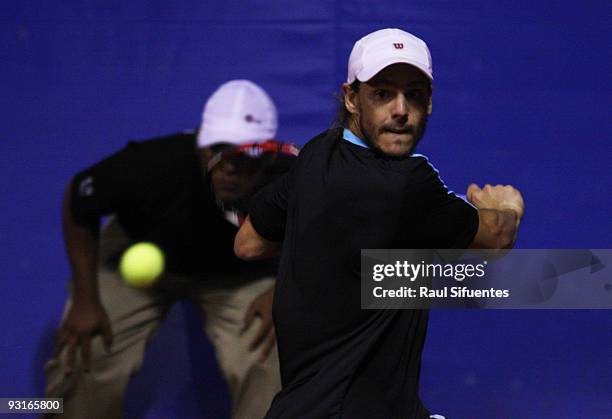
[2,1,611,418]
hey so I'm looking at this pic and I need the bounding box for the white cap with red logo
[347,28,433,83]
[197,80,278,148]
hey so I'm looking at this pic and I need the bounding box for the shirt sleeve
[417,158,479,249]
[70,142,145,225]
[248,168,292,242]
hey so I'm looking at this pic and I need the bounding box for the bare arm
[63,179,100,301]
[234,216,282,261]
[467,184,524,249]
[55,179,112,372]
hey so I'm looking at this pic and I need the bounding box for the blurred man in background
[45,80,290,419]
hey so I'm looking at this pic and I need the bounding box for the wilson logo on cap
[393,43,404,49]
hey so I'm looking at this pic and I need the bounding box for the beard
[358,112,429,157]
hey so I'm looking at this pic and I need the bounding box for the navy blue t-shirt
[250,127,478,418]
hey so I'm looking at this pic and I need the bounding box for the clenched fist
[467,184,525,223]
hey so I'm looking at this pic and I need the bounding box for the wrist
[73,287,100,304]
[498,208,521,232]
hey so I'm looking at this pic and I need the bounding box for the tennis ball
[119,242,165,288]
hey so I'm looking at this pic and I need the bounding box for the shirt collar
[342,128,369,149]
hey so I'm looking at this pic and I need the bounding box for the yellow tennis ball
[119,242,165,288]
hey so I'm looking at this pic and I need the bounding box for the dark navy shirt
[250,127,478,418]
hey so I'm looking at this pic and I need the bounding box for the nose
[391,94,409,120]
[220,160,238,175]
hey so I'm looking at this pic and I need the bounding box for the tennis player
[235,29,524,418]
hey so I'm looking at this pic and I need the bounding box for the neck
[346,118,366,141]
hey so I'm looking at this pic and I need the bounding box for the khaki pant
[45,218,280,419]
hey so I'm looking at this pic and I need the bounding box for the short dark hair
[332,80,360,128]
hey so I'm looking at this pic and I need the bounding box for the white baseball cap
[197,80,278,148]
[347,28,433,83]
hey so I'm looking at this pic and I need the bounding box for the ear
[427,85,433,115]
[342,83,359,116]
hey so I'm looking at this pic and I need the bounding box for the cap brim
[356,56,433,82]
[197,121,275,148]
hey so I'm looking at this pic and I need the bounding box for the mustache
[380,124,414,134]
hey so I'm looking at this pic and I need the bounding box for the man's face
[199,145,261,203]
[344,63,432,157]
